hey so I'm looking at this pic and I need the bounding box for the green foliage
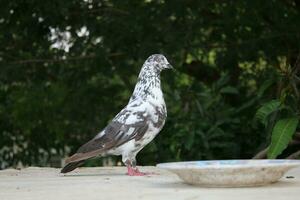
[0,0,299,168]
[255,100,282,127]
[254,57,300,159]
[268,118,299,158]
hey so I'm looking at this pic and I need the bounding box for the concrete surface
[0,166,300,200]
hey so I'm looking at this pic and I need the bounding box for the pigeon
[61,54,173,176]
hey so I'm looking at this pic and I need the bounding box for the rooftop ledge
[1,166,300,200]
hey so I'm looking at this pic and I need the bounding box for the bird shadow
[60,172,125,177]
[149,181,194,189]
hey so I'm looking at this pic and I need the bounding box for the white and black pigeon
[61,54,172,176]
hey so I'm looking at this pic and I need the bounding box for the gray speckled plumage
[61,54,172,173]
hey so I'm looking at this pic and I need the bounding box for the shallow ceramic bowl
[157,160,300,187]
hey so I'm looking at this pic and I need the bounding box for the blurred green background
[0,0,299,169]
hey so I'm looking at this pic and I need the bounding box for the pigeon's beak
[167,64,173,69]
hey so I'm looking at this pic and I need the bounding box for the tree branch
[253,148,268,159]
[253,137,300,159]
[287,150,300,159]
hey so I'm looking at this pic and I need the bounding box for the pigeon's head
[145,54,173,71]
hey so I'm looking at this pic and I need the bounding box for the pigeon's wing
[65,107,149,164]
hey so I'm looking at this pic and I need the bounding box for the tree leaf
[255,100,282,126]
[257,79,274,97]
[267,117,299,159]
[220,86,239,94]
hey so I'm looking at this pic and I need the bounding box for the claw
[126,166,156,176]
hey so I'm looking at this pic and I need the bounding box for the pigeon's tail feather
[60,160,85,174]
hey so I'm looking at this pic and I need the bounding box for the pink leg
[126,166,157,176]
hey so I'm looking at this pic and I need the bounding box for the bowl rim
[156,159,300,170]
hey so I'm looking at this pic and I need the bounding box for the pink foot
[126,166,157,176]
